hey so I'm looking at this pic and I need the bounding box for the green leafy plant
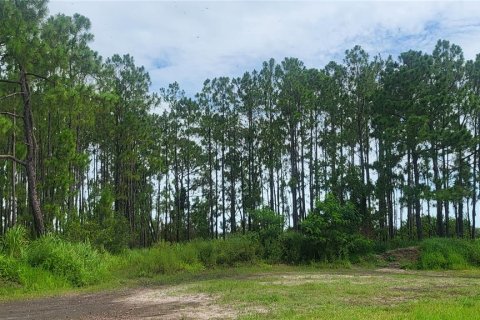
[1,225,28,259]
[26,236,107,286]
[301,194,370,261]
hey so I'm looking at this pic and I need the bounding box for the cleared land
[1,266,480,320]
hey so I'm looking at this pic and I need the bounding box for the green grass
[26,235,109,286]
[0,233,262,299]
[183,267,480,319]
[418,238,480,270]
[0,253,72,299]
[108,236,260,279]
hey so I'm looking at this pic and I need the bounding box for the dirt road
[0,286,235,320]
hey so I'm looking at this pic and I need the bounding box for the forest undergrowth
[2,225,480,300]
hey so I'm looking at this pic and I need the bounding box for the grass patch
[0,229,110,298]
[0,254,71,298]
[109,235,260,280]
[26,235,109,287]
[418,238,480,270]
[184,267,480,319]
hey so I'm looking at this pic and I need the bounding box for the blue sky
[49,1,480,96]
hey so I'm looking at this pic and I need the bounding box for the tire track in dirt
[0,286,236,320]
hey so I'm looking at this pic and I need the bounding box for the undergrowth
[0,230,263,297]
[109,235,260,278]
[418,238,480,270]
[2,224,480,299]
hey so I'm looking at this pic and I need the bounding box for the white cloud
[48,1,480,95]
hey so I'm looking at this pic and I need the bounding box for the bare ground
[0,286,237,320]
[378,246,420,268]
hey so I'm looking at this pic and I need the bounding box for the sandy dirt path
[0,286,236,320]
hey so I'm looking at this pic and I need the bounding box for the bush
[215,234,259,266]
[192,240,218,267]
[1,225,28,258]
[115,235,260,278]
[0,254,23,283]
[64,215,130,254]
[279,231,310,263]
[348,236,374,257]
[116,241,204,278]
[300,194,367,261]
[26,235,107,286]
[250,208,284,261]
[0,253,70,292]
[192,235,260,267]
[418,238,480,270]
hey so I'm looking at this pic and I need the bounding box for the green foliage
[0,116,12,136]
[0,254,23,283]
[215,235,260,266]
[64,187,130,253]
[64,214,130,254]
[26,235,107,286]
[115,243,200,277]
[250,208,284,261]
[0,253,71,294]
[5,233,480,301]
[279,231,311,264]
[1,225,28,258]
[348,236,374,258]
[113,235,260,278]
[192,235,260,267]
[418,238,480,270]
[192,240,219,267]
[300,194,371,261]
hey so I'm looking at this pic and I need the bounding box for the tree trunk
[20,67,44,236]
[432,147,443,237]
[221,136,226,239]
[11,104,17,227]
[290,119,299,230]
[443,149,450,237]
[412,150,423,240]
[230,130,237,233]
[208,127,214,239]
[474,124,478,239]
[457,150,464,238]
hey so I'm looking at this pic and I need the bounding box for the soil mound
[380,246,420,269]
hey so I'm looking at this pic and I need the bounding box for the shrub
[26,235,107,286]
[0,254,70,291]
[116,241,204,278]
[250,208,284,261]
[419,251,449,269]
[215,235,259,266]
[115,235,260,278]
[1,225,28,258]
[348,236,374,257]
[192,240,218,267]
[300,194,366,261]
[279,231,310,264]
[0,254,23,283]
[418,238,480,270]
[64,215,130,254]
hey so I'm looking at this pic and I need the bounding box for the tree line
[1,0,480,249]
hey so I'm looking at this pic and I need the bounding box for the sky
[48,1,480,96]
